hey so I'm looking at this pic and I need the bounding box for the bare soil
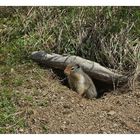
[16,66,140,134]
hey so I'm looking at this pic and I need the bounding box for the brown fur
[64,64,98,99]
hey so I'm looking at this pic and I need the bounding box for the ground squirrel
[64,64,98,99]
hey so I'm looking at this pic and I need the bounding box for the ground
[0,63,140,134]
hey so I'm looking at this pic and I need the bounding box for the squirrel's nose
[64,68,70,75]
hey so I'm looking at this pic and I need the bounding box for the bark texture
[31,51,128,84]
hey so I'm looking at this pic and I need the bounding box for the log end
[31,51,46,62]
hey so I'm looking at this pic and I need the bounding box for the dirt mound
[18,67,140,134]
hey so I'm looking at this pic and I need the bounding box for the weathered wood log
[31,51,128,85]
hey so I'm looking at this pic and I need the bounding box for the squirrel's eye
[71,67,75,71]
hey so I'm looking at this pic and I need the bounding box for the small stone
[19,128,24,132]
[60,125,67,131]
[71,99,74,103]
[100,127,105,131]
[99,114,104,118]
[137,102,140,105]
[79,103,84,107]
[113,123,118,127]
[107,110,116,116]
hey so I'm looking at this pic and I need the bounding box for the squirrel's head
[64,64,81,75]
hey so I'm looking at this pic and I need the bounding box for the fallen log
[31,51,128,85]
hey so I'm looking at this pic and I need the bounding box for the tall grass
[1,6,140,78]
